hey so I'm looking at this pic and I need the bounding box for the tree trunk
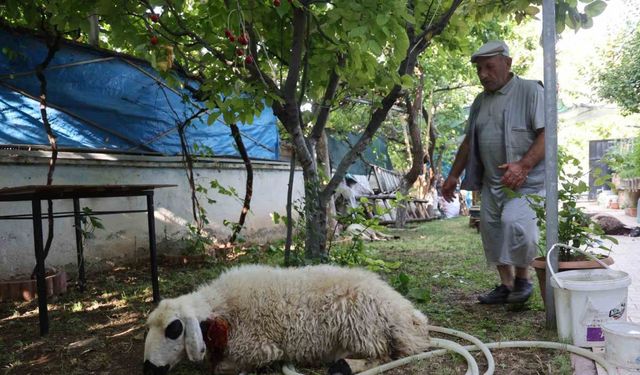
[395,72,425,228]
[316,130,338,240]
[303,172,328,261]
[272,104,327,260]
[273,0,463,260]
[422,99,438,193]
[284,151,296,266]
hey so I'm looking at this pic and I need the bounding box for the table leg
[73,198,86,292]
[32,199,49,336]
[146,192,160,303]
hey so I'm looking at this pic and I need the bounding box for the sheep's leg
[327,359,352,375]
[343,359,383,373]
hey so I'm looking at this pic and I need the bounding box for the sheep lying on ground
[143,264,430,374]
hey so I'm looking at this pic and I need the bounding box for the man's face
[474,55,512,93]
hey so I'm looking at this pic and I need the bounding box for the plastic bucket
[548,244,631,347]
[551,269,631,347]
[602,321,640,369]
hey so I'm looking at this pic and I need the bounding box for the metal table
[0,184,176,335]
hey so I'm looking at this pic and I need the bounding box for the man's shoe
[477,284,511,304]
[507,277,533,303]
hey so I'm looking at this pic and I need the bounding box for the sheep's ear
[184,316,206,362]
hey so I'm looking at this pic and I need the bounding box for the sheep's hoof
[327,359,353,375]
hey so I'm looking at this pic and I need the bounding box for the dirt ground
[1,219,575,375]
[1,263,152,375]
[0,264,569,375]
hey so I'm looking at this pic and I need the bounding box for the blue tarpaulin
[0,29,280,160]
[327,132,393,176]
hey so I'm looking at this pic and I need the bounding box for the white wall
[0,150,304,275]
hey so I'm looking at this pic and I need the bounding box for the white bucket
[551,269,631,347]
[548,244,632,347]
[602,321,640,369]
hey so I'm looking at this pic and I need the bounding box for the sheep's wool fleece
[186,265,428,369]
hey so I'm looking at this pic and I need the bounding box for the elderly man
[442,40,545,304]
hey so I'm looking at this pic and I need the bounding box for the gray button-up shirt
[461,75,545,193]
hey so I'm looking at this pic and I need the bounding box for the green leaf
[408,288,431,302]
[565,8,581,30]
[524,6,540,16]
[222,110,236,125]
[585,0,607,17]
[400,74,414,89]
[581,14,594,28]
[207,112,221,125]
[398,11,415,25]
[275,1,291,18]
[349,26,368,39]
[556,15,567,33]
[271,212,281,224]
[376,14,389,26]
[367,40,382,55]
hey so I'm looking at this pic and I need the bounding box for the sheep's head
[143,298,206,375]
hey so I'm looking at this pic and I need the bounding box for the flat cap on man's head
[470,40,510,63]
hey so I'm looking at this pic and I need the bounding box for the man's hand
[498,162,530,190]
[441,176,458,202]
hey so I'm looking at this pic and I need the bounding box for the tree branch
[297,12,311,131]
[402,72,425,185]
[310,12,339,46]
[176,109,208,231]
[309,54,344,142]
[33,15,61,274]
[320,0,463,201]
[321,84,403,201]
[413,0,464,55]
[141,0,282,97]
[284,7,306,101]
[228,123,253,244]
[433,83,473,93]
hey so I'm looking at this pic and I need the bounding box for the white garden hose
[281,325,618,375]
[428,325,495,375]
[281,337,481,375]
[355,338,480,375]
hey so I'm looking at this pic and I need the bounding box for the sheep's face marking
[144,318,186,371]
[165,319,183,340]
[144,300,207,373]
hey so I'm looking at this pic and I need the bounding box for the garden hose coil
[282,325,617,375]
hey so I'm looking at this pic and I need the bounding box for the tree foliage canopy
[597,24,640,114]
[0,0,608,258]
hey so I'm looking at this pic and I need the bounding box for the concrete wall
[0,150,304,276]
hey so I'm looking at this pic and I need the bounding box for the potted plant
[523,151,618,305]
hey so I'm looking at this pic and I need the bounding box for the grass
[0,217,574,374]
[355,218,572,375]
